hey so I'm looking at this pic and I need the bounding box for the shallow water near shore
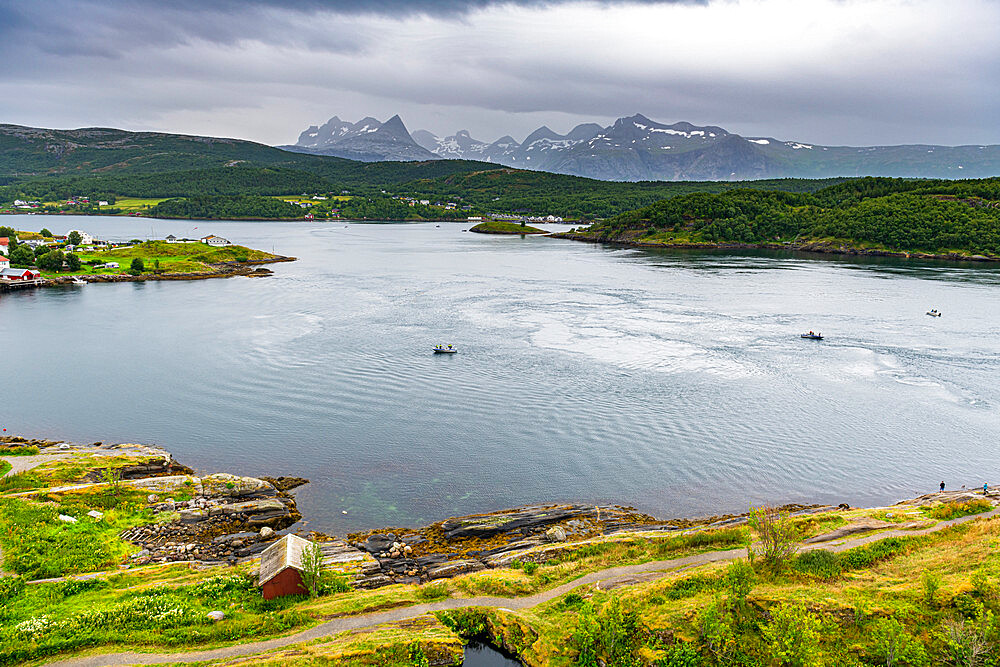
[2,215,1000,533]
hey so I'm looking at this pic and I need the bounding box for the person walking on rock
[940,481,946,492]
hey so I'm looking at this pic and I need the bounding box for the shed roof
[258,534,313,586]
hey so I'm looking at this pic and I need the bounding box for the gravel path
[42,507,1000,667]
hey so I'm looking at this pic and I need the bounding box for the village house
[0,237,8,256]
[1,267,41,281]
[0,255,9,270]
[200,235,231,247]
[67,230,94,245]
[258,534,315,600]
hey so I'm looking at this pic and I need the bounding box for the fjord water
[3,216,1000,534]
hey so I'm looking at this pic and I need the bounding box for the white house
[0,237,8,255]
[68,230,94,245]
[0,255,9,270]
[201,235,231,246]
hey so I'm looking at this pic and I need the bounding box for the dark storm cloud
[0,0,997,146]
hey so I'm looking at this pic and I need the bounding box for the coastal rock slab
[426,559,486,580]
[202,473,276,498]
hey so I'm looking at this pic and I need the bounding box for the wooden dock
[0,278,45,291]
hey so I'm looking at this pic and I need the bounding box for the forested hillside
[579,177,1000,257]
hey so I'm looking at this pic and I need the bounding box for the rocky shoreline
[4,436,987,593]
[550,230,1000,263]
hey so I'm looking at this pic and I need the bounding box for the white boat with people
[433,344,457,354]
[800,331,823,340]
[926,309,942,317]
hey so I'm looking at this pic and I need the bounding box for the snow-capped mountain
[283,115,438,162]
[288,113,1000,180]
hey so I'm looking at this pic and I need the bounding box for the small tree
[65,253,81,272]
[39,228,52,238]
[129,257,145,275]
[300,541,324,598]
[725,559,756,610]
[38,249,65,272]
[747,504,799,570]
[8,245,34,267]
[67,231,82,246]
[101,466,123,499]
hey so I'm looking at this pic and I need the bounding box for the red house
[1,268,39,281]
[258,534,314,600]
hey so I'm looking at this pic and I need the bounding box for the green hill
[573,176,1000,258]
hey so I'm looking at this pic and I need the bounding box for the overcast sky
[1,0,998,146]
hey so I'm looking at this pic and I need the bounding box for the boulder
[207,611,225,622]
[201,473,276,498]
[58,514,78,524]
[545,526,567,542]
[179,509,207,523]
[259,526,276,539]
[87,510,104,520]
[363,533,397,554]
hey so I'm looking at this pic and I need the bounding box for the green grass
[0,490,154,579]
[0,461,9,477]
[0,445,40,456]
[470,220,547,234]
[101,197,169,212]
[921,498,993,521]
[36,240,279,277]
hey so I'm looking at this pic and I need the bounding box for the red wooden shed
[258,534,312,600]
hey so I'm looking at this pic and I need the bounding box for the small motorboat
[800,331,823,340]
[926,309,942,317]
[71,276,87,285]
[433,345,457,354]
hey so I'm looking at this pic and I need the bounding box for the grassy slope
[2,448,998,666]
[32,240,280,277]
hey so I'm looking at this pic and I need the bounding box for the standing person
[985,483,990,495]
[940,481,946,492]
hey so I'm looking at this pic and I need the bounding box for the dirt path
[42,507,1000,667]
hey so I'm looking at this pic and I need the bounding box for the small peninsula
[1,228,293,287]
[3,436,999,666]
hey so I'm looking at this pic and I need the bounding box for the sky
[1,0,998,147]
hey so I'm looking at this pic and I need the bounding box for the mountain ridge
[300,113,1000,181]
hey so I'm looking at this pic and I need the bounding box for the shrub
[416,582,449,601]
[761,603,824,666]
[573,598,644,667]
[698,597,737,663]
[794,550,842,579]
[841,537,910,571]
[437,608,488,637]
[724,559,756,606]
[321,574,352,595]
[0,575,24,603]
[657,642,702,667]
[923,571,942,606]
[943,615,994,667]
[747,505,799,570]
[869,617,928,667]
[129,257,145,275]
[925,499,993,521]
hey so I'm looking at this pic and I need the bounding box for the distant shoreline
[550,231,1000,263]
